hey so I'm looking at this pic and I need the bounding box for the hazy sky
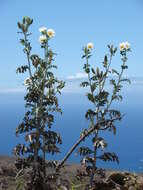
[0,0,143,90]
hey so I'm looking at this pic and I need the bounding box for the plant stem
[86,56,98,183]
[23,33,33,79]
[56,116,119,170]
[106,60,125,110]
[42,41,49,176]
[24,32,39,164]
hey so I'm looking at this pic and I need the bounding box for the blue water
[0,84,143,172]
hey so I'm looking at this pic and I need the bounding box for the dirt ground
[0,155,143,190]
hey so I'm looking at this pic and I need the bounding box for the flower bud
[39,35,47,44]
[39,26,47,34]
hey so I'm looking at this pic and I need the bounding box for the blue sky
[0,0,143,91]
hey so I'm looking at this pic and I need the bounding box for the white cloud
[67,72,88,80]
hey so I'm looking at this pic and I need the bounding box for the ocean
[0,81,143,172]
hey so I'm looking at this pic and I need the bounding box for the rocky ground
[0,156,143,189]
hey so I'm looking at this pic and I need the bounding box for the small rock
[128,186,136,190]
[137,176,143,184]
[1,165,16,177]
[108,172,125,186]
[0,179,8,189]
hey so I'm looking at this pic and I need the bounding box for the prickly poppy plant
[77,42,131,186]
[14,16,65,189]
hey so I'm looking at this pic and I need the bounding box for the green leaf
[20,39,25,45]
[91,76,97,81]
[98,152,119,164]
[57,82,65,89]
[78,147,93,156]
[96,67,100,76]
[87,93,95,103]
[110,79,116,87]
[121,65,128,70]
[116,84,122,92]
[85,67,90,73]
[17,22,23,29]
[16,65,29,74]
[103,55,108,68]
[104,55,108,63]
[113,47,117,54]
[91,83,97,92]
[85,109,96,119]
[111,125,116,135]
[112,69,119,76]
[91,68,95,74]
[80,81,89,87]
[22,17,26,24]
[120,78,131,84]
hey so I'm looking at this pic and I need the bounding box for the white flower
[87,42,94,50]
[125,41,130,50]
[47,29,55,38]
[24,78,32,86]
[119,41,131,51]
[39,26,47,34]
[119,42,126,51]
[39,35,47,44]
